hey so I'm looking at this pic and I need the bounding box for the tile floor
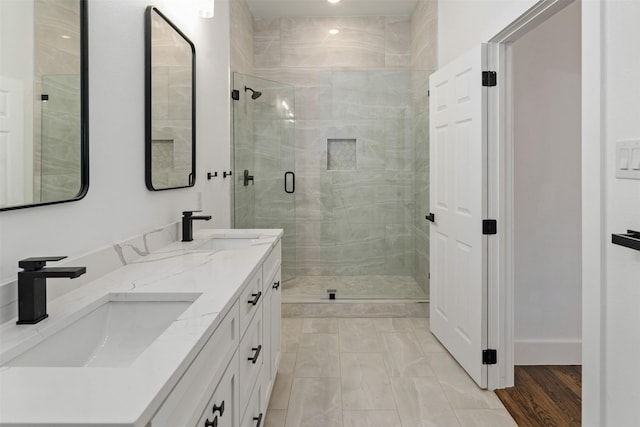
[264,317,517,427]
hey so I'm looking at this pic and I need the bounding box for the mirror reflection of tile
[327,138,356,170]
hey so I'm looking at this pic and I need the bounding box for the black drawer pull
[612,229,640,251]
[212,400,224,416]
[248,291,261,306]
[273,281,280,290]
[248,345,262,364]
[204,416,217,427]
[253,413,263,427]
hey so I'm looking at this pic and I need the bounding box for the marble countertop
[0,229,282,427]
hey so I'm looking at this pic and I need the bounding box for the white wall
[0,0,231,289]
[600,1,640,424]
[511,0,581,365]
[438,0,538,65]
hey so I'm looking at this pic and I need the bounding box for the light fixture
[199,0,214,18]
[60,34,71,39]
[328,0,341,3]
[329,28,339,35]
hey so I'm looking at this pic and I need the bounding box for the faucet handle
[182,210,202,216]
[19,256,67,271]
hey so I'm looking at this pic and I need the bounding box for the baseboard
[514,339,582,365]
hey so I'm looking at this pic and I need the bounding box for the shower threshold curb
[282,299,430,318]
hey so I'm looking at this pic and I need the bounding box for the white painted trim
[514,340,582,365]
[581,1,605,425]
[485,0,582,390]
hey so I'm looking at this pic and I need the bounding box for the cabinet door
[196,352,239,427]
[269,268,282,380]
[240,370,265,427]
[239,304,263,411]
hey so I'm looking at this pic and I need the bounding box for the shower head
[244,86,262,100]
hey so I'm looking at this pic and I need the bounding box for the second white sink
[4,294,197,368]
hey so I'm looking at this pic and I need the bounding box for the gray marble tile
[340,353,396,410]
[413,328,447,354]
[281,318,303,352]
[269,372,294,410]
[280,17,385,68]
[254,18,280,68]
[339,330,382,353]
[372,318,414,333]
[385,17,411,67]
[295,334,340,378]
[302,318,339,334]
[454,409,518,427]
[279,352,297,375]
[430,352,469,381]
[380,332,435,377]
[265,409,287,427]
[439,373,504,410]
[342,411,402,427]
[391,376,461,427]
[286,378,343,427]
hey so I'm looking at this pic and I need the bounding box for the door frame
[483,0,593,391]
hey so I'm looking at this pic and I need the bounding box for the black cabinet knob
[204,416,218,427]
[212,400,225,416]
[248,345,262,364]
[248,291,261,306]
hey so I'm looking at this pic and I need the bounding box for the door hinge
[427,90,430,97]
[231,89,240,100]
[482,71,497,87]
[482,349,497,365]
[482,219,497,235]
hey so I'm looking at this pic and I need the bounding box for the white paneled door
[428,44,489,388]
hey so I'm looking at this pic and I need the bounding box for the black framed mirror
[0,0,89,212]
[145,6,196,191]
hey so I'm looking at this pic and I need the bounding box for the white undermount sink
[3,293,198,368]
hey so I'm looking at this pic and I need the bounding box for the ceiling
[245,0,420,19]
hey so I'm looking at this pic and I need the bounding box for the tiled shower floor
[282,276,428,301]
[264,317,517,427]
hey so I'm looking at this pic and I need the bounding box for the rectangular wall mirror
[0,0,89,211]
[145,6,196,191]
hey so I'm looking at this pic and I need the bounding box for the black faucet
[16,256,86,325]
[182,210,212,242]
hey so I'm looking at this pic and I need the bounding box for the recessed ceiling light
[328,0,341,4]
[329,28,339,35]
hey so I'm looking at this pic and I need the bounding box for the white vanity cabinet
[149,239,281,427]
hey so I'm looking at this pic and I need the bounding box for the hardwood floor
[495,366,581,427]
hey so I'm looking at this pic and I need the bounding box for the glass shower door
[232,73,296,282]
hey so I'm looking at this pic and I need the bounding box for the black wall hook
[207,172,218,180]
[223,171,233,178]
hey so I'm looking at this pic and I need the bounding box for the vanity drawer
[239,266,263,338]
[240,367,266,427]
[150,301,239,427]
[195,352,239,427]
[239,303,263,413]
[262,241,281,286]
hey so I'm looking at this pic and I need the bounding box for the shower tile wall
[254,16,419,279]
[231,0,255,229]
[411,0,438,295]
[34,0,82,202]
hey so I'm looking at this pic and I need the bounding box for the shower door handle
[284,171,295,194]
